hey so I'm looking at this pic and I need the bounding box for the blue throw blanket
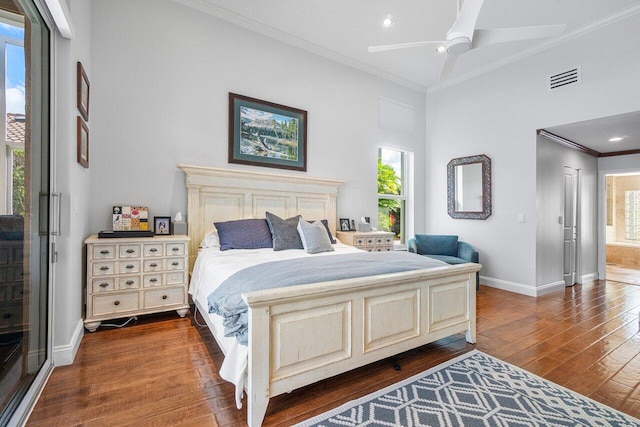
[207,252,449,345]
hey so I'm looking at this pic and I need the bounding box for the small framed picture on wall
[154,216,171,235]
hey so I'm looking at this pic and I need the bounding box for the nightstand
[336,231,395,252]
[84,234,190,332]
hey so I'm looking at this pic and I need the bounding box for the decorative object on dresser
[339,218,350,231]
[228,93,307,171]
[336,230,394,251]
[153,216,171,235]
[84,235,190,332]
[113,206,149,231]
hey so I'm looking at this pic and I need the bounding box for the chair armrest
[458,241,479,263]
[408,238,417,254]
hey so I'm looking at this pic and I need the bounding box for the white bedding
[189,242,362,408]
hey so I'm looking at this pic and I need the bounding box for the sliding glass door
[0,0,50,424]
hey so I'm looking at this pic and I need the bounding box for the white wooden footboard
[242,262,480,426]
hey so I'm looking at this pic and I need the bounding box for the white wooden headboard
[178,165,343,271]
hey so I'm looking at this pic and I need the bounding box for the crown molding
[428,4,640,93]
[172,0,428,93]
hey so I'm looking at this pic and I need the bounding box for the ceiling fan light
[436,45,446,53]
[608,137,624,142]
[381,15,394,28]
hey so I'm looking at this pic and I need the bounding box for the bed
[179,164,480,427]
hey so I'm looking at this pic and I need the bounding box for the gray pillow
[265,212,303,251]
[310,219,337,244]
[214,219,273,251]
[297,219,335,254]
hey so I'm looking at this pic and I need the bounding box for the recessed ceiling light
[381,15,394,28]
[608,136,624,142]
[436,45,446,53]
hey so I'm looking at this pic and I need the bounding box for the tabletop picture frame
[154,216,171,235]
[228,93,307,171]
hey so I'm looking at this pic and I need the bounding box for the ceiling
[544,111,640,156]
[177,0,640,92]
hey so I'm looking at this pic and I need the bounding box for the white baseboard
[480,276,565,297]
[53,319,84,366]
[581,272,599,284]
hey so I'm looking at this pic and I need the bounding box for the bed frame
[179,165,480,426]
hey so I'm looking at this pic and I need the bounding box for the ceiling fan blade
[439,53,458,81]
[472,24,566,48]
[368,40,445,53]
[447,0,485,41]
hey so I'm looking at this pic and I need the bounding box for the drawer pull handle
[100,266,109,271]
[162,295,168,300]
[150,248,158,252]
[114,301,120,306]
[125,264,134,269]
[126,280,134,285]
[99,283,109,288]
[126,249,135,254]
[3,313,11,319]
[172,262,179,266]
[150,278,158,283]
[100,250,110,255]
[171,247,179,252]
[150,263,158,267]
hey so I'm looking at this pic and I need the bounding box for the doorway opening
[605,173,640,285]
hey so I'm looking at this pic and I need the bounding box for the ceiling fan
[368,0,566,80]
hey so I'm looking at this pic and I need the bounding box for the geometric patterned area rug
[294,350,640,427]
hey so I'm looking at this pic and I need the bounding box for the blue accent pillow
[309,219,337,244]
[297,219,335,254]
[214,219,273,251]
[415,235,458,256]
[265,212,303,251]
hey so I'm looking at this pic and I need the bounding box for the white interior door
[563,167,578,287]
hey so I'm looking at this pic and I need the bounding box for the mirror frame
[447,154,492,220]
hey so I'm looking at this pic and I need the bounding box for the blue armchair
[408,234,480,290]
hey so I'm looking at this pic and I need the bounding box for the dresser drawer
[119,260,141,274]
[166,243,185,256]
[166,271,185,285]
[119,244,141,258]
[92,292,139,316]
[92,278,116,293]
[143,244,164,257]
[143,274,163,287]
[92,245,116,260]
[143,287,185,310]
[0,304,23,328]
[164,258,184,271]
[118,276,140,290]
[93,261,116,276]
[143,259,163,272]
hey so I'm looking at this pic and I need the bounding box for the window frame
[377,146,413,248]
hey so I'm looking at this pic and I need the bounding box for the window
[377,147,410,245]
[625,190,640,240]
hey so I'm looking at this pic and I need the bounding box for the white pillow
[200,230,220,248]
[297,219,334,254]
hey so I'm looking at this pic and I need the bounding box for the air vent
[548,67,581,91]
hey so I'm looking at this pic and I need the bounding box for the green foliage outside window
[12,149,25,216]
[377,158,402,236]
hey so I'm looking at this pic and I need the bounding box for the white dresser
[336,231,395,252]
[84,235,190,332]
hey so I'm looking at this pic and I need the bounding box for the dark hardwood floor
[28,280,640,426]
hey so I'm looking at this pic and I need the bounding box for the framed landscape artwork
[228,93,307,171]
[77,117,89,168]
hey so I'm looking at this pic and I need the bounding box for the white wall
[52,0,92,365]
[88,0,427,236]
[426,12,640,295]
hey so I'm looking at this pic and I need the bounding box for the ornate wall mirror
[447,154,491,219]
